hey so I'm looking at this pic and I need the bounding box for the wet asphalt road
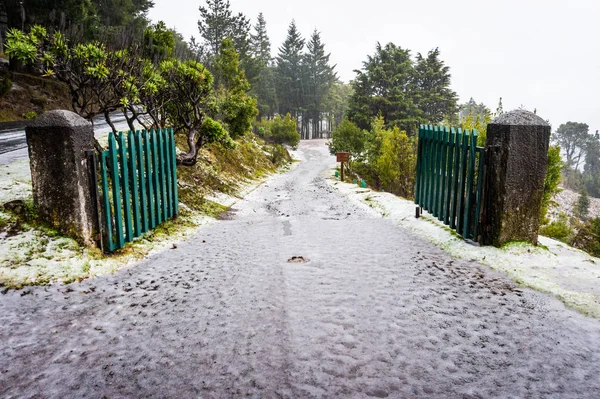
[0,114,130,165]
[1,140,600,398]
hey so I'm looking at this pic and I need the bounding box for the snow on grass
[326,169,600,318]
[0,156,282,288]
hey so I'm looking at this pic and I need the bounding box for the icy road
[1,140,600,398]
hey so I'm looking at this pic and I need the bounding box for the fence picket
[439,127,449,221]
[164,129,172,217]
[144,130,156,229]
[450,128,461,229]
[108,133,124,249]
[128,131,141,237]
[456,129,469,234]
[444,128,455,226]
[170,128,179,216]
[415,125,423,205]
[463,130,478,239]
[136,131,148,233]
[150,130,161,224]
[100,151,115,251]
[158,129,168,221]
[427,125,435,211]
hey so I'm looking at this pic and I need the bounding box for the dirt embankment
[0,71,71,123]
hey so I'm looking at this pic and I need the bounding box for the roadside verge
[327,171,600,318]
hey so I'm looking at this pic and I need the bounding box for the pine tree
[347,42,420,132]
[197,0,250,60]
[276,20,305,119]
[575,189,590,220]
[248,12,275,116]
[303,29,337,138]
[413,48,458,124]
[251,12,271,66]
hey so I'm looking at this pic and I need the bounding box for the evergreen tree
[303,29,336,138]
[197,0,249,60]
[249,12,276,118]
[250,12,270,65]
[253,65,278,118]
[459,97,490,122]
[347,42,421,132]
[275,20,305,118]
[413,48,458,124]
[575,189,590,220]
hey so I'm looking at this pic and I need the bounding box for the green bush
[269,144,292,166]
[541,145,563,224]
[22,111,37,120]
[572,217,600,257]
[373,126,417,199]
[328,118,366,162]
[539,213,572,242]
[254,114,299,148]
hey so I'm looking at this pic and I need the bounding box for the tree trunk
[176,128,200,166]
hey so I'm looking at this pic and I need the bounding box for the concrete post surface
[26,110,99,247]
[482,110,551,247]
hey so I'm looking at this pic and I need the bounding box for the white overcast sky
[148,0,600,132]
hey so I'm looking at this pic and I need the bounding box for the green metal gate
[414,125,486,242]
[99,128,178,252]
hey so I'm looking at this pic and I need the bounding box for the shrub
[270,113,299,148]
[373,126,417,199]
[541,145,563,224]
[269,144,292,165]
[572,217,600,257]
[22,111,37,120]
[328,119,366,163]
[539,213,572,242]
[254,114,299,148]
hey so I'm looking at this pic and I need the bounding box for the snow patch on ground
[0,156,279,287]
[326,170,600,318]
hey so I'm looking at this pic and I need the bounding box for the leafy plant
[22,111,37,120]
[539,213,572,242]
[541,145,563,224]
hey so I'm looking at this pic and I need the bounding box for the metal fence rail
[99,128,178,251]
[415,124,485,242]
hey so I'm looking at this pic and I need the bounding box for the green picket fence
[414,124,486,242]
[99,128,178,252]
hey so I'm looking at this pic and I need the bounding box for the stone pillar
[26,110,99,247]
[481,109,551,247]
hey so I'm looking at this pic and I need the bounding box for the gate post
[481,109,551,247]
[26,110,100,247]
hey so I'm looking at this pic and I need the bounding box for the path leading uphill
[2,140,600,398]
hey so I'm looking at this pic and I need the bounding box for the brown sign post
[336,152,349,181]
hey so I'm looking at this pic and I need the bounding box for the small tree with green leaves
[540,145,563,224]
[161,59,234,166]
[575,189,590,221]
[374,126,417,198]
[328,119,366,167]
